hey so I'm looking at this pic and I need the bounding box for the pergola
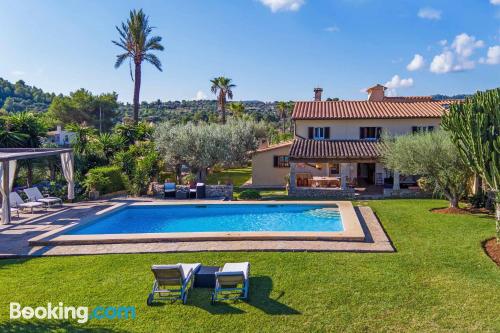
[0,148,74,225]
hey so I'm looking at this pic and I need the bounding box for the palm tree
[276,101,289,133]
[8,112,47,186]
[113,9,164,124]
[228,102,245,119]
[210,77,236,124]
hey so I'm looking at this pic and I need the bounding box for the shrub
[84,166,126,194]
[239,189,262,200]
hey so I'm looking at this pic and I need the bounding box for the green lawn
[0,200,498,332]
[207,167,252,187]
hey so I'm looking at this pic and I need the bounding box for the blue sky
[0,0,499,102]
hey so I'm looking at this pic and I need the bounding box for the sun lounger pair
[9,188,62,214]
[147,262,250,305]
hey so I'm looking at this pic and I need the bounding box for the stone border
[24,206,394,256]
[29,201,365,246]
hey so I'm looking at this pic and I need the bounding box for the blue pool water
[68,204,343,235]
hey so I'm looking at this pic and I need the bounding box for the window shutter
[324,127,330,139]
[308,127,314,139]
[273,156,278,167]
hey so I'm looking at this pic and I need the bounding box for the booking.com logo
[10,302,136,323]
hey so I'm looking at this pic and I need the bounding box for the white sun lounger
[9,192,45,214]
[147,263,201,305]
[212,262,250,303]
[24,187,62,207]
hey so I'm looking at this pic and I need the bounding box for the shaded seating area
[0,148,74,225]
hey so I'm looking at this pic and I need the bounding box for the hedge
[85,166,127,194]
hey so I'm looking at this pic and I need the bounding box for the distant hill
[0,78,55,113]
[432,94,471,100]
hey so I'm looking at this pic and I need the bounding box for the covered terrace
[0,148,74,225]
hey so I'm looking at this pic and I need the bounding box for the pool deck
[0,199,394,257]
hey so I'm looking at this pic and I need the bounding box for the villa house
[251,85,447,198]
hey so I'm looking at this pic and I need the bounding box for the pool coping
[28,201,365,246]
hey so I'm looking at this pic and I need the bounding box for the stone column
[289,162,297,191]
[393,170,400,190]
[340,163,348,190]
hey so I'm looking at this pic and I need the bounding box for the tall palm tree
[276,101,289,133]
[228,102,245,119]
[210,77,236,124]
[113,9,164,124]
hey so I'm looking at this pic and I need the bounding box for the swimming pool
[67,204,343,235]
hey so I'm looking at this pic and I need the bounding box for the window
[308,127,330,140]
[273,155,289,168]
[329,163,340,175]
[412,126,434,134]
[360,127,382,140]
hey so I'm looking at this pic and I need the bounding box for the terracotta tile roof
[289,139,384,160]
[291,101,445,120]
[382,96,433,102]
[255,141,292,153]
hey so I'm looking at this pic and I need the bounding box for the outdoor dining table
[311,176,341,187]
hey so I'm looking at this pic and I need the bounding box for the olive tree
[381,130,472,208]
[154,120,263,182]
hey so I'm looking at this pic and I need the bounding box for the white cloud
[439,39,448,46]
[479,45,500,65]
[11,70,25,76]
[491,0,500,5]
[452,33,484,58]
[407,54,425,71]
[384,75,414,96]
[259,0,304,12]
[324,26,340,33]
[418,7,442,20]
[385,75,414,89]
[194,90,207,100]
[430,33,485,73]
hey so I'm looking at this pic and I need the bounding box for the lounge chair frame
[147,264,199,305]
[212,264,250,303]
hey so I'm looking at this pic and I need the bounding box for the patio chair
[147,263,201,305]
[9,192,45,214]
[212,262,250,303]
[164,182,176,198]
[24,187,62,207]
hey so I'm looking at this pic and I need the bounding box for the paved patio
[0,200,394,258]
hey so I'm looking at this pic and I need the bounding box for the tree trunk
[175,164,182,184]
[133,62,142,124]
[449,196,459,208]
[496,192,500,243]
[219,92,226,124]
[26,162,33,188]
[282,117,286,133]
[197,168,207,183]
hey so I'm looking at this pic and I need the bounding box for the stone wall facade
[288,187,355,199]
[383,188,431,198]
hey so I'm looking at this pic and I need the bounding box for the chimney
[56,125,62,133]
[366,84,386,102]
[314,87,323,101]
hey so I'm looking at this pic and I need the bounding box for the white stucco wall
[295,118,441,139]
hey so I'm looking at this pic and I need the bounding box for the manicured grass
[0,200,499,332]
[206,167,252,187]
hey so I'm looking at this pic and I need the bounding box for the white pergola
[0,148,74,225]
